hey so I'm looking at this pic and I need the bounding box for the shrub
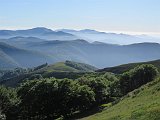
[0,86,19,120]
[120,64,158,95]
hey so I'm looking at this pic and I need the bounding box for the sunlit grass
[81,78,160,120]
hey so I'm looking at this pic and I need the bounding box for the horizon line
[0,26,160,37]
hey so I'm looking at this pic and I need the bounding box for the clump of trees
[0,68,29,82]
[119,64,158,95]
[0,64,158,119]
[17,78,95,119]
[77,76,110,105]
[33,63,48,71]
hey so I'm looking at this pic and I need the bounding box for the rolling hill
[0,50,19,69]
[98,59,160,74]
[33,60,98,72]
[0,42,55,69]
[1,34,160,68]
[0,61,97,87]
[19,40,160,68]
[80,78,160,120]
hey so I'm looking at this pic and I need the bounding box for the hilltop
[33,60,98,72]
[0,61,97,87]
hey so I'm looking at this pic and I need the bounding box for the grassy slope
[98,59,160,74]
[0,61,97,87]
[34,61,97,73]
[81,78,160,120]
[40,62,79,72]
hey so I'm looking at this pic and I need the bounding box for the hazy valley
[1,27,160,70]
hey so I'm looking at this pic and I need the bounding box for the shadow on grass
[67,106,104,120]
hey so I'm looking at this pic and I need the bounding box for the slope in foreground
[82,78,160,120]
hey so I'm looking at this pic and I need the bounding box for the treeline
[0,64,158,120]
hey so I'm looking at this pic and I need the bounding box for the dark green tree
[0,86,19,120]
[78,76,110,104]
[17,78,95,119]
[120,64,158,95]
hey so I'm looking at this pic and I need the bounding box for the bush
[0,86,19,120]
[120,64,158,95]
[0,110,6,120]
[28,74,43,80]
[78,76,110,104]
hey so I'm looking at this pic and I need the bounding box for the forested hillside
[0,63,159,120]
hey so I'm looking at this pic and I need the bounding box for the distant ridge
[1,27,160,44]
[0,42,55,69]
[0,27,77,40]
[1,38,160,68]
[97,59,160,74]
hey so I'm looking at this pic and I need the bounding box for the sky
[0,0,160,36]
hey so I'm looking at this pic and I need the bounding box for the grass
[34,61,97,73]
[80,78,160,120]
[42,62,78,72]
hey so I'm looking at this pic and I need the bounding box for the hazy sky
[0,0,160,35]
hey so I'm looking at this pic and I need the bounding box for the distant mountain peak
[27,27,53,33]
[92,41,105,44]
[42,31,75,37]
[58,29,106,34]
[71,39,89,44]
[80,29,99,33]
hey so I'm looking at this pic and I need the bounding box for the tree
[0,86,19,120]
[18,78,59,119]
[120,64,158,95]
[75,85,95,111]
[28,74,43,80]
[78,76,110,104]
[17,78,95,119]
[0,110,6,120]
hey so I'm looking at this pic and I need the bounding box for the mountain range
[58,29,160,44]
[0,27,160,69]
[1,27,160,120]
[0,27,77,40]
[1,38,160,69]
[1,27,160,44]
[0,42,55,69]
